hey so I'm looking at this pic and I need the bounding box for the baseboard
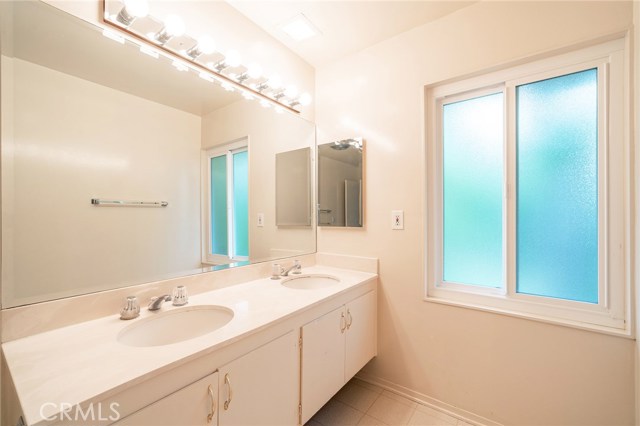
[355,373,503,426]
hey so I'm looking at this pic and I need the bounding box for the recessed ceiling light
[280,13,320,42]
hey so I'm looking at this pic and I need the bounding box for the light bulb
[123,0,149,18]
[268,74,283,90]
[298,92,312,106]
[247,63,263,79]
[163,15,186,37]
[284,85,298,99]
[225,50,242,68]
[197,36,216,55]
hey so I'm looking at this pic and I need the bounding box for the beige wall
[1,58,202,307]
[42,0,315,122]
[316,2,635,425]
[201,100,316,263]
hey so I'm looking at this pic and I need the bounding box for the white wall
[201,101,316,263]
[316,1,635,424]
[1,58,202,307]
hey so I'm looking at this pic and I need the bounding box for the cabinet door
[345,291,377,380]
[300,305,346,424]
[114,371,219,426]
[218,330,299,426]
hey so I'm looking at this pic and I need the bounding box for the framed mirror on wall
[0,0,316,308]
[317,138,364,228]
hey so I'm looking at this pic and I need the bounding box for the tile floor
[305,378,475,426]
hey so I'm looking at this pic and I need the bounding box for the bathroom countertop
[2,265,377,426]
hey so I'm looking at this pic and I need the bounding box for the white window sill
[424,293,632,339]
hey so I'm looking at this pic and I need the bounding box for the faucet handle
[172,285,188,306]
[120,296,140,320]
[292,259,302,274]
[271,263,283,280]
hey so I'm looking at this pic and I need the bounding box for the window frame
[425,38,631,336]
[202,138,249,265]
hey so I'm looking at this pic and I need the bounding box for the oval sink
[118,305,234,347]
[282,274,340,290]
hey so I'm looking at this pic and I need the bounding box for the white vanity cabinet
[113,330,298,426]
[218,330,299,425]
[300,290,377,424]
[113,371,219,426]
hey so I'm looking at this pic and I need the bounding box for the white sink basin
[118,305,234,347]
[282,274,340,290]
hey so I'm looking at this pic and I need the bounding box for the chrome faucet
[281,260,302,277]
[148,294,172,311]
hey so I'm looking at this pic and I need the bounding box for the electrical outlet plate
[257,213,265,227]
[391,210,404,230]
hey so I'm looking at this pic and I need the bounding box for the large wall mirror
[317,138,364,227]
[0,1,316,308]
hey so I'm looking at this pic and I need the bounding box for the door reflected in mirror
[317,138,364,227]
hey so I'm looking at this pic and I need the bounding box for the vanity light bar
[101,1,311,114]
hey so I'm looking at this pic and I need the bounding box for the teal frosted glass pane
[516,69,598,304]
[443,92,503,287]
[233,151,249,257]
[210,156,228,256]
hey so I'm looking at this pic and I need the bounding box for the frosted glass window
[233,151,249,257]
[516,69,598,303]
[210,155,228,256]
[443,92,503,287]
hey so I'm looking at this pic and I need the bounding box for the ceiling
[226,1,476,68]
